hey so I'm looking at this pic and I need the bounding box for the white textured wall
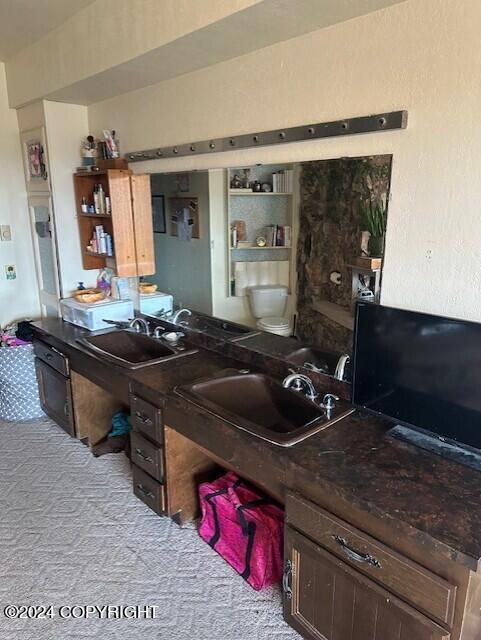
[43,100,95,296]
[89,0,481,323]
[0,63,40,326]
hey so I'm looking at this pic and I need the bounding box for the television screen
[352,302,481,451]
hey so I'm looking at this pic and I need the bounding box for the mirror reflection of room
[142,155,392,379]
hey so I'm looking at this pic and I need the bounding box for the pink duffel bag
[198,471,284,590]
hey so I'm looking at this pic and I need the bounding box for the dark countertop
[236,331,305,358]
[31,319,481,572]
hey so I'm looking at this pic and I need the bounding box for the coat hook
[209,142,216,149]
[307,127,315,135]
[279,131,286,140]
[190,145,196,152]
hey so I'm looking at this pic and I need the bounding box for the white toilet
[248,285,291,337]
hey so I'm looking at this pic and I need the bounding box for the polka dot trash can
[0,344,44,421]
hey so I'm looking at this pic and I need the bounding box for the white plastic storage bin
[139,292,173,317]
[60,298,134,331]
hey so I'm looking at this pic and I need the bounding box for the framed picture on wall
[152,195,166,233]
[20,128,50,193]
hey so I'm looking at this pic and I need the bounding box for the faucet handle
[321,394,339,411]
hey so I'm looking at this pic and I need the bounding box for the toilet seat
[257,316,291,336]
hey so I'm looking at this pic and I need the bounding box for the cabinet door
[130,174,155,276]
[35,359,75,437]
[283,527,450,640]
[108,169,137,277]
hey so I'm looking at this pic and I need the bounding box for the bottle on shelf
[81,197,88,213]
[86,224,114,257]
[97,184,106,215]
[93,185,100,214]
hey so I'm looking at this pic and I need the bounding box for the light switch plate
[0,225,11,241]
[5,265,16,280]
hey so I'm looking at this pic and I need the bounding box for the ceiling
[50,0,407,105]
[2,0,407,105]
[0,0,95,60]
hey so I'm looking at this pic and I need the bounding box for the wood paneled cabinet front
[283,527,451,640]
[35,359,75,437]
[74,169,154,276]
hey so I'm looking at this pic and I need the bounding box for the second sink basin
[286,347,339,375]
[78,330,197,369]
[176,372,353,446]
[177,314,256,340]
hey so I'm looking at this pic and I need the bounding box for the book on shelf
[272,169,293,193]
[230,188,252,193]
[265,224,292,247]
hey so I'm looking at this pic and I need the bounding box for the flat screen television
[352,302,481,452]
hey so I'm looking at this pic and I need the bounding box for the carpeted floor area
[0,417,300,640]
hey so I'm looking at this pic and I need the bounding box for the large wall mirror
[137,155,393,380]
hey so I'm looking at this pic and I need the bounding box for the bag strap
[204,488,228,549]
[236,498,272,581]
[237,498,273,531]
[240,520,256,581]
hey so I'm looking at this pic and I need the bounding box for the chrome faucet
[129,317,150,335]
[172,308,192,325]
[282,373,318,402]
[152,326,165,339]
[334,354,350,381]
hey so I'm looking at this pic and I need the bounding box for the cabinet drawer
[131,432,164,482]
[132,465,166,516]
[34,340,69,376]
[286,493,456,627]
[131,395,163,445]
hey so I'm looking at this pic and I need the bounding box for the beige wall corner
[0,63,40,326]
[43,100,95,296]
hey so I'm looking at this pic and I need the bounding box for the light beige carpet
[0,417,300,640]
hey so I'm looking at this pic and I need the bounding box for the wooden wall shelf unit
[74,169,155,277]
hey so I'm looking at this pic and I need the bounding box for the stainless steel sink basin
[78,330,197,369]
[176,372,354,446]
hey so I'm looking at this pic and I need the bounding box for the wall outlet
[5,265,16,280]
[0,225,11,241]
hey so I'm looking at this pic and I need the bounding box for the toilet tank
[248,285,288,318]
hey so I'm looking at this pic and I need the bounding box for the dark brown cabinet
[283,526,450,640]
[129,391,167,516]
[35,358,75,437]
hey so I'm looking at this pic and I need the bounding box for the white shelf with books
[227,164,297,298]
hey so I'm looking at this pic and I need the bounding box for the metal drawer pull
[332,535,381,568]
[135,411,153,426]
[44,352,53,360]
[136,484,155,500]
[283,560,293,599]
[134,448,154,463]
